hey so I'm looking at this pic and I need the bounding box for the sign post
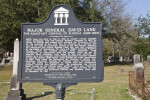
[44,83,77,100]
[18,4,104,99]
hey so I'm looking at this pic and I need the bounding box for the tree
[136,13,150,36]
[0,0,136,62]
[99,0,136,60]
[136,13,150,46]
[133,13,150,59]
[132,38,150,59]
[0,0,38,52]
[0,0,81,52]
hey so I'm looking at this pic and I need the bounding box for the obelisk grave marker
[5,39,26,100]
[18,4,104,99]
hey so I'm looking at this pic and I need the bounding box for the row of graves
[107,54,150,64]
[107,56,133,63]
[5,5,104,100]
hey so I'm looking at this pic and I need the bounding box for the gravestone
[119,56,123,62]
[10,53,13,57]
[134,54,141,64]
[147,55,150,65]
[133,54,143,69]
[5,39,26,100]
[18,4,104,100]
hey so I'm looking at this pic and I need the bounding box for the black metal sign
[18,4,104,83]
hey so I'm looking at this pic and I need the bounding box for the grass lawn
[0,64,135,100]
[0,64,12,81]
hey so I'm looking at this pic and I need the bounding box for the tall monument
[5,39,26,100]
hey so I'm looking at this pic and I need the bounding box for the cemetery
[0,0,150,100]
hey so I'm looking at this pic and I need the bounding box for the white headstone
[119,56,123,62]
[133,54,142,69]
[6,52,9,57]
[13,38,19,75]
[133,54,141,65]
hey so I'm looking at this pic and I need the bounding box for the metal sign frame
[18,4,104,83]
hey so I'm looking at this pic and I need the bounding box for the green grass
[0,64,134,100]
[0,64,12,82]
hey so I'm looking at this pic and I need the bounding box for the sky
[123,0,150,20]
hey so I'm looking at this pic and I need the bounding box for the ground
[0,63,143,100]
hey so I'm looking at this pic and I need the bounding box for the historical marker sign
[18,4,104,83]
